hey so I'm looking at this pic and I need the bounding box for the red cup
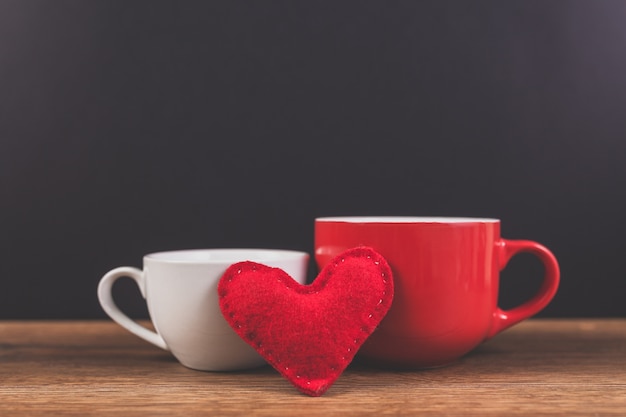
[314,217,560,368]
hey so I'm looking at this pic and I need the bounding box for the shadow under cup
[314,217,560,368]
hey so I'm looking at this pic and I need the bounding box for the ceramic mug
[98,248,309,371]
[314,217,560,368]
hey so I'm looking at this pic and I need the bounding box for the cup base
[178,359,269,372]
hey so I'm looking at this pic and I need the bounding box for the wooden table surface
[1,319,625,416]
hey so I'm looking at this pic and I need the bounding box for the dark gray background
[1,1,625,319]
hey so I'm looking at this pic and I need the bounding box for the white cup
[98,248,309,371]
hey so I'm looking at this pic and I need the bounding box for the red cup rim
[315,216,500,224]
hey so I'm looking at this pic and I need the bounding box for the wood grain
[1,319,625,416]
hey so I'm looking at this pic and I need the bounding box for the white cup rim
[144,248,309,264]
[315,216,500,224]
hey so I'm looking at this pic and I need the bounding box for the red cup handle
[487,239,560,339]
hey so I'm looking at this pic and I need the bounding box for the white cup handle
[97,266,169,350]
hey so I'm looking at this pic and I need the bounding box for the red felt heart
[218,246,393,396]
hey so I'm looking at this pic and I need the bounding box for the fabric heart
[218,246,393,396]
